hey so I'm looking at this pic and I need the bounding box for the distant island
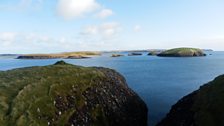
[9,48,213,59]
[0,54,20,56]
[17,51,101,59]
[157,74,224,126]
[157,48,206,57]
[111,54,124,57]
[128,52,143,56]
[0,61,147,126]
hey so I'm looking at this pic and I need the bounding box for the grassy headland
[0,61,147,126]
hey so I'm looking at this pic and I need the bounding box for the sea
[0,51,224,126]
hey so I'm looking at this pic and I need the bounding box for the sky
[0,0,224,54]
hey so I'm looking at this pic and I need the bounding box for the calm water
[1,51,224,125]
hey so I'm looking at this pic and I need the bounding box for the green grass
[0,62,107,126]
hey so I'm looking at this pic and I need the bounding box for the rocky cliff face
[0,61,147,126]
[157,75,224,126]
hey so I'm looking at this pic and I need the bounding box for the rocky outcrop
[111,54,124,57]
[66,56,90,59]
[0,61,147,126]
[157,75,224,126]
[157,48,206,57]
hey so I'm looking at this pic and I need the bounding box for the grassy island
[157,48,206,57]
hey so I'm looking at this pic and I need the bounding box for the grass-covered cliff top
[17,51,101,59]
[157,48,206,57]
[0,61,147,126]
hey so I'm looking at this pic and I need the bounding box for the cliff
[157,75,224,126]
[0,61,147,126]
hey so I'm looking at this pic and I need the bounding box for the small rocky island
[0,61,147,126]
[111,54,124,57]
[157,48,206,57]
[17,51,101,59]
[128,53,142,56]
[157,74,224,126]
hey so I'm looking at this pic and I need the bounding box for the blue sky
[0,0,224,53]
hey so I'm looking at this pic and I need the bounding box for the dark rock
[157,75,224,126]
[128,53,142,56]
[111,54,124,57]
[66,56,90,59]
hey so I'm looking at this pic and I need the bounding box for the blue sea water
[1,51,224,126]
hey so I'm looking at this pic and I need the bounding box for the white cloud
[134,25,141,32]
[96,9,113,19]
[81,22,121,38]
[100,22,120,37]
[57,0,100,19]
[83,25,99,35]
[0,32,17,46]
[0,0,45,11]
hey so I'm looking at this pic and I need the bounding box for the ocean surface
[1,51,224,126]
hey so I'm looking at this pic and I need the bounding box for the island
[157,74,224,126]
[0,61,148,126]
[157,48,206,57]
[111,54,124,57]
[128,53,142,56]
[0,54,20,56]
[17,51,101,59]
